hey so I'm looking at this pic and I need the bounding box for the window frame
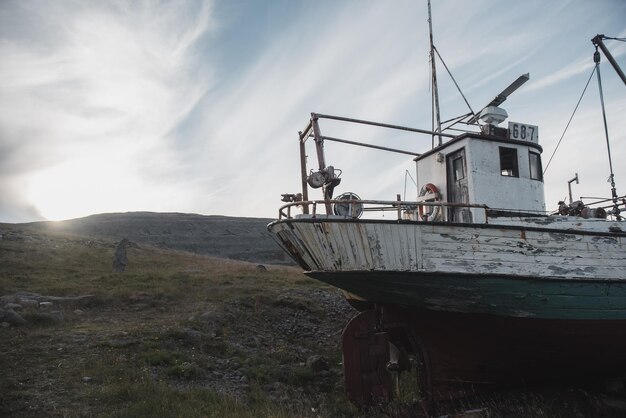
[499,146,519,178]
[529,151,543,181]
[452,156,465,181]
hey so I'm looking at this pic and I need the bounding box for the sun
[25,157,142,221]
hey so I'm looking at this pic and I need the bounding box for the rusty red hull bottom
[342,305,626,406]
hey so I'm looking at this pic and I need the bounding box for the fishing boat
[267,8,626,407]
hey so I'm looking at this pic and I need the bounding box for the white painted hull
[269,217,626,280]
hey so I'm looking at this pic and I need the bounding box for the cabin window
[499,147,518,177]
[529,152,543,181]
[452,156,465,181]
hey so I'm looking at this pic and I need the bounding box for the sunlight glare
[25,157,143,221]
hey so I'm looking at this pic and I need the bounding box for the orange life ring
[418,183,442,221]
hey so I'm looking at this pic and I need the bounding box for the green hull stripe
[307,271,626,320]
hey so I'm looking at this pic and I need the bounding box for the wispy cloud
[1,0,624,222]
[0,0,215,221]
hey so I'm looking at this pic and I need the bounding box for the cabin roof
[414,132,543,162]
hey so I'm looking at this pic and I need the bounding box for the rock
[450,408,489,417]
[16,297,39,308]
[29,311,64,325]
[41,295,94,307]
[50,310,64,322]
[5,309,27,326]
[1,322,9,328]
[196,313,226,337]
[306,355,329,373]
[73,309,85,316]
[112,238,132,273]
[256,264,267,272]
[129,292,151,302]
[5,303,22,310]
[180,329,203,344]
[169,328,204,345]
[602,397,626,412]
[0,295,16,305]
[40,301,53,309]
[107,338,137,348]
[82,376,93,383]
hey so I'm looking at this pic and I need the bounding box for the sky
[0,0,625,223]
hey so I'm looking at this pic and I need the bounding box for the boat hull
[308,270,626,320]
[269,217,626,403]
[269,217,626,320]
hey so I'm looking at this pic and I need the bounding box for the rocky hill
[19,212,292,265]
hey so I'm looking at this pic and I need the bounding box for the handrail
[278,199,489,221]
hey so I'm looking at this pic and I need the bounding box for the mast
[592,36,623,219]
[427,0,442,147]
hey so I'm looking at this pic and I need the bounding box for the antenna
[427,0,442,147]
[468,73,530,124]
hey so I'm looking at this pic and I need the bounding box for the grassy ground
[2,224,625,417]
[0,225,357,417]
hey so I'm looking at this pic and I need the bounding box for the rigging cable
[403,169,417,201]
[433,46,476,119]
[543,66,596,175]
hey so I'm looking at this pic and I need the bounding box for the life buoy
[418,183,442,221]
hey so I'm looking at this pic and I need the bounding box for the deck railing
[277,198,490,222]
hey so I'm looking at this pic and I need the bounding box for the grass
[2,224,625,417]
[0,224,359,417]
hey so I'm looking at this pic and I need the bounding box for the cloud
[1,0,625,222]
[0,0,216,221]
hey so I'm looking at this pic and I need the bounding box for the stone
[4,309,26,325]
[0,295,16,306]
[107,338,137,348]
[50,310,64,322]
[602,397,626,413]
[129,292,151,302]
[5,309,26,326]
[40,301,53,309]
[5,303,22,310]
[73,309,85,316]
[1,322,9,328]
[112,238,132,273]
[256,264,267,272]
[82,376,93,383]
[306,355,329,373]
[31,312,64,325]
[180,328,203,344]
[16,297,39,308]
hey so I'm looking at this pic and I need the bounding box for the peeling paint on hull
[308,270,626,320]
[268,218,626,320]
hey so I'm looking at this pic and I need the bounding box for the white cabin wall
[415,140,470,220]
[468,140,545,213]
[415,137,546,218]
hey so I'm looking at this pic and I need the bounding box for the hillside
[20,212,292,265]
[0,224,356,417]
[2,217,625,417]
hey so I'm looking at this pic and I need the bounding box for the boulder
[5,309,27,326]
[112,238,133,273]
[306,355,329,373]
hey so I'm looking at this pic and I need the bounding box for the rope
[543,66,596,174]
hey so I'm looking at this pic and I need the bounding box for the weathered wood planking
[269,219,625,280]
